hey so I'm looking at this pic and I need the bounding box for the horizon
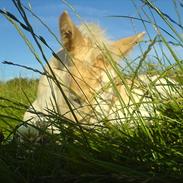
[0,0,183,81]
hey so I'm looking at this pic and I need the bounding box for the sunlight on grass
[0,0,183,182]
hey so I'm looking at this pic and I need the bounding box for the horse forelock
[79,23,111,48]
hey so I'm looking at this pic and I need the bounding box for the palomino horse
[18,11,176,139]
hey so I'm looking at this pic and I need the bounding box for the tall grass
[0,0,183,182]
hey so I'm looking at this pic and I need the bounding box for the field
[0,77,183,182]
[0,0,183,183]
[0,78,37,136]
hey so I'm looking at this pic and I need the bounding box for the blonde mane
[79,23,111,47]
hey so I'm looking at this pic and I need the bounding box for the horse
[17,11,177,141]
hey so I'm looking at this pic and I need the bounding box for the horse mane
[79,23,112,47]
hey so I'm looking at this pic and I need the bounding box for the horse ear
[111,32,145,57]
[59,11,85,52]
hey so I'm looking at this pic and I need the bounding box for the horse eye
[73,97,82,105]
[70,94,83,105]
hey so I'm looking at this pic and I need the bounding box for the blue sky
[0,0,182,81]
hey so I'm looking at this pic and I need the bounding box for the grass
[0,78,37,136]
[0,0,183,182]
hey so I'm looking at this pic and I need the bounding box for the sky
[0,0,183,81]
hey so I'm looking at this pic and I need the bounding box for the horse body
[18,11,177,138]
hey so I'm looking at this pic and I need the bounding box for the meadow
[0,78,37,136]
[0,0,183,183]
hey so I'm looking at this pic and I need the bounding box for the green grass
[0,0,183,183]
[0,78,38,136]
